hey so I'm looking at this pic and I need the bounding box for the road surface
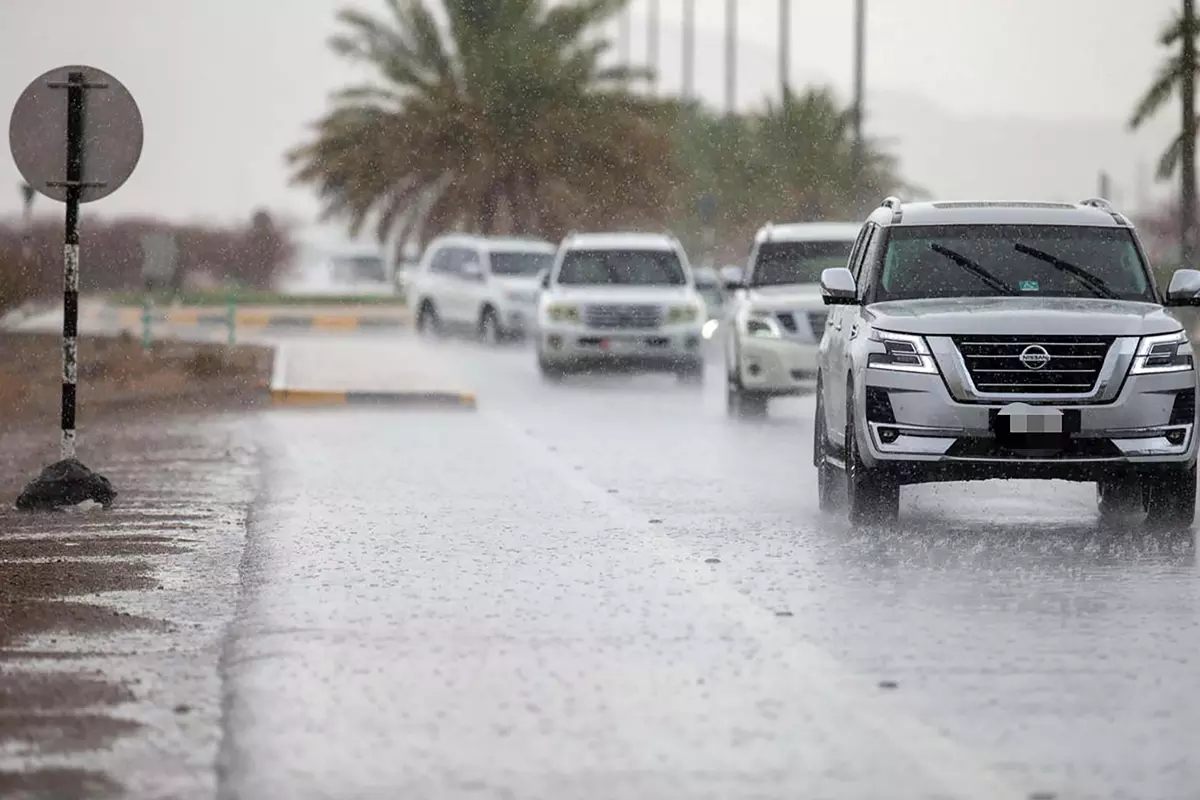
[215,332,1199,800]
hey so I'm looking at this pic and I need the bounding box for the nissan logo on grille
[1018,344,1052,370]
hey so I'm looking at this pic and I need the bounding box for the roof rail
[880,196,903,223]
[1080,197,1130,225]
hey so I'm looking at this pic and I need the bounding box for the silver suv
[815,197,1200,528]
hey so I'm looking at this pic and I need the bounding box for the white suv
[410,234,556,343]
[725,222,860,416]
[536,232,707,381]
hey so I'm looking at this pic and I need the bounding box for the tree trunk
[1182,0,1197,266]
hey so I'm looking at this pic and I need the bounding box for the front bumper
[736,335,819,394]
[538,324,705,369]
[856,364,1199,483]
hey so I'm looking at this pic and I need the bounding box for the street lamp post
[647,0,660,93]
[724,0,737,116]
[851,0,867,197]
[682,0,695,102]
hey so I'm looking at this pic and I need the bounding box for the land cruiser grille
[774,311,827,339]
[584,304,662,329]
[952,335,1114,394]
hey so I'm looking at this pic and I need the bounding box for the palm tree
[288,0,679,252]
[1130,1,1198,264]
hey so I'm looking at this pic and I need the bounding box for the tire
[478,307,501,346]
[416,301,441,338]
[676,361,705,386]
[814,377,840,512]
[1097,475,1143,521]
[845,387,899,525]
[726,378,768,418]
[538,353,567,382]
[1144,463,1197,531]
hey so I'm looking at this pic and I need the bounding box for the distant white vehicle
[410,234,556,343]
[725,221,860,416]
[535,231,706,383]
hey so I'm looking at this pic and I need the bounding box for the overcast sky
[0,0,1185,239]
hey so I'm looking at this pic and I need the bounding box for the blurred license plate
[599,338,635,353]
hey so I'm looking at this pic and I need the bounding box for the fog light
[747,363,761,377]
[686,336,700,349]
[1166,428,1187,445]
[878,427,900,444]
[548,335,563,350]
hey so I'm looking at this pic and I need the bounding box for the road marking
[486,409,1028,800]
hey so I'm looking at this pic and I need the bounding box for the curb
[108,307,410,330]
[266,344,475,409]
[269,389,478,408]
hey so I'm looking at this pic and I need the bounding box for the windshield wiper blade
[928,244,1016,295]
[1013,243,1120,300]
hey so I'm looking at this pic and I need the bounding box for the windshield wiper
[928,244,1016,295]
[1013,243,1120,300]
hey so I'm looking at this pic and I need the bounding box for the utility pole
[647,0,660,94]
[851,0,867,196]
[724,0,737,116]
[619,2,632,79]
[780,0,791,103]
[1181,0,1197,266]
[682,0,695,102]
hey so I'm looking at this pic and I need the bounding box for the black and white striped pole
[8,65,143,510]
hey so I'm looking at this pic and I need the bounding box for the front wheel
[813,379,840,512]
[478,308,502,346]
[845,393,899,525]
[1144,464,1197,531]
[726,379,768,418]
[538,353,567,382]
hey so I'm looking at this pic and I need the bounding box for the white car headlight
[667,303,701,324]
[543,303,580,323]
[741,311,782,339]
[867,329,938,374]
[1131,330,1194,374]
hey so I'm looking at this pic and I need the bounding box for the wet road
[219,334,1199,800]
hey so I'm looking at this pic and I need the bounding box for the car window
[875,224,1155,302]
[428,246,454,275]
[557,249,687,286]
[491,250,554,276]
[750,239,856,287]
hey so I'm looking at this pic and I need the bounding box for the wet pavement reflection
[220,335,1200,800]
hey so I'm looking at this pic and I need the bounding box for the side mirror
[820,267,858,305]
[719,265,743,291]
[539,270,551,290]
[1165,268,1200,306]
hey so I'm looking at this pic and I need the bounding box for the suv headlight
[545,303,579,323]
[741,311,782,339]
[1131,330,1194,374]
[667,304,700,324]
[867,329,938,374]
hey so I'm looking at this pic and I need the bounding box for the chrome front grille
[583,303,662,329]
[807,311,828,339]
[953,335,1114,394]
[774,311,827,339]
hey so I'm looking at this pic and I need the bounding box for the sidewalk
[0,414,262,800]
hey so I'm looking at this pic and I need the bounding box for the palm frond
[1130,54,1183,130]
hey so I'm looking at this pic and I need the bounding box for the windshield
[490,251,553,276]
[875,225,1155,302]
[557,249,687,286]
[751,240,854,287]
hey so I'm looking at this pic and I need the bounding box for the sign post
[8,65,143,510]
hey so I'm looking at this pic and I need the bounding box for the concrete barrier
[267,342,476,409]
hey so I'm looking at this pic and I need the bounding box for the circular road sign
[8,65,143,204]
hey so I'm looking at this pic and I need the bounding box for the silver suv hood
[867,297,1183,337]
